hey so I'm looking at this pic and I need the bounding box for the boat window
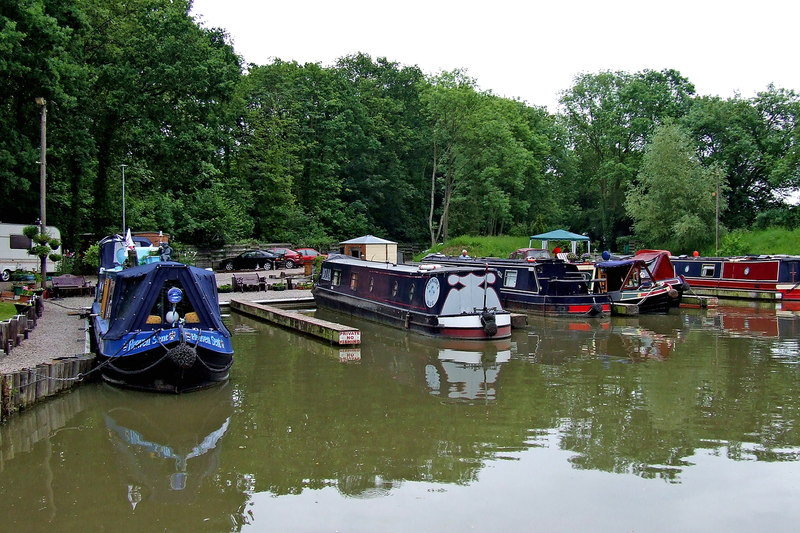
[350,272,358,290]
[391,280,398,297]
[145,282,197,328]
[408,283,415,302]
[744,267,750,276]
[504,270,518,288]
[369,277,375,292]
[701,264,715,277]
[332,270,341,286]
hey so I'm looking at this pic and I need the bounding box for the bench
[51,274,94,298]
[232,273,265,292]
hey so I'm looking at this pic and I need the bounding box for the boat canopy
[597,259,640,268]
[105,261,228,340]
[634,250,675,281]
[529,229,590,254]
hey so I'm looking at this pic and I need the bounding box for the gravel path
[0,268,313,375]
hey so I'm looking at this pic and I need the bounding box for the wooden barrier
[230,298,361,345]
[0,355,95,423]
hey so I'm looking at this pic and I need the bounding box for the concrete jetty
[229,298,361,345]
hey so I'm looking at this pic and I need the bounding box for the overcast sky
[190,0,798,112]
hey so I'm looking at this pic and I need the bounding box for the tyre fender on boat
[480,310,498,337]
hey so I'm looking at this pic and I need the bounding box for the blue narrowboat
[90,234,233,393]
[313,255,512,339]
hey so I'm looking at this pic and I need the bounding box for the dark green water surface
[2,303,800,532]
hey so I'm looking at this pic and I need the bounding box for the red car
[295,247,327,265]
[266,247,303,269]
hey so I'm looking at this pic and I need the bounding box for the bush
[217,284,232,293]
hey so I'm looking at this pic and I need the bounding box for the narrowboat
[633,250,690,306]
[421,254,610,317]
[671,255,800,301]
[90,234,233,393]
[312,254,512,339]
[594,258,679,314]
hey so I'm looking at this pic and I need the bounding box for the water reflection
[102,384,233,505]
[2,305,800,530]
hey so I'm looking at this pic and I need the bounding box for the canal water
[2,303,800,532]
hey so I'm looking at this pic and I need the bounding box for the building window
[9,234,30,250]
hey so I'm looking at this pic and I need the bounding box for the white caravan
[0,223,61,282]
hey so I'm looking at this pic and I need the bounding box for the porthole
[408,284,415,302]
[744,267,750,276]
[684,266,690,273]
[391,280,398,297]
[369,277,375,292]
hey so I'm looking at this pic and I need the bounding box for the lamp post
[36,97,47,289]
[715,174,720,256]
[120,164,128,233]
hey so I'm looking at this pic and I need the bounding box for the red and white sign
[338,330,361,345]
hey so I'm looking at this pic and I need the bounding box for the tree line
[3,0,799,254]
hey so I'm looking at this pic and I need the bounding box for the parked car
[218,250,284,271]
[295,247,327,265]
[266,247,302,269]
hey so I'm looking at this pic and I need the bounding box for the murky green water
[3,303,800,532]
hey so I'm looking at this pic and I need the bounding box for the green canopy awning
[529,230,590,254]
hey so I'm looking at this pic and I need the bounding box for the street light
[36,97,47,289]
[120,164,128,233]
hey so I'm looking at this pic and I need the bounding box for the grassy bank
[417,227,800,262]
[0,301,17,321]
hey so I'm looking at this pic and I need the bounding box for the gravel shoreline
[0,268,312,375]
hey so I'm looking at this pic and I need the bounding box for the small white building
[339,235,398,263]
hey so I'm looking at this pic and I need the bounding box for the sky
[190,0,799,112]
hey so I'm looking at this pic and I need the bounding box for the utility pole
[121,164,128,233]
[36,97,47,289]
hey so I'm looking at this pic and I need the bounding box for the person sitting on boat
[459,249,471,259]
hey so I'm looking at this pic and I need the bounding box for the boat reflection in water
[428,339,512,401]
[102,382,234,506]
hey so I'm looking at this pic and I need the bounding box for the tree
[422,70,481,246]
[626,123,725,252]
[560,69,695,247]
[684,87,800,229]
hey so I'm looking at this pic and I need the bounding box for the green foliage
[1,1,799,257]
[415,235,530,260]
[717,230,748,256]
[711,227,800,256]
[626,123,726,252]
[560,69,696,247]
[83,243,99,270]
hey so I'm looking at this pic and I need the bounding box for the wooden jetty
[681,295,719,308]
[230,298,361,345]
